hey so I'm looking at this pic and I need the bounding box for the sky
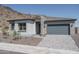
[5,4,79,27]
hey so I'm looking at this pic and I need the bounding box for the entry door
[36,22,41,34]
[47,24,70,35]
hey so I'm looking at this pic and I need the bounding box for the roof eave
[7,19,36,22]
[45,19,77,21]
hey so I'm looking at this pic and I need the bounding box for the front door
[36,22,41,34]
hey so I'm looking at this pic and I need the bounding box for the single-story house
[7,15,76,36]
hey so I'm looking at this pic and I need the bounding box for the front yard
[0,35,42,46]
[0,30,42,46]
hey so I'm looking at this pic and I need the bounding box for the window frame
[11,23,15,30]
[18,22,26,32]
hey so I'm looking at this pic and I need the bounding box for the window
[18,23,26,32]
[11,23,14,30]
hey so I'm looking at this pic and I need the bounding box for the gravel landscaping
[0,36,42,46]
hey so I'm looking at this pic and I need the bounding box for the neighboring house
[7,15,76,36]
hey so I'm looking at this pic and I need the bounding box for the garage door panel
[47,24,69,35]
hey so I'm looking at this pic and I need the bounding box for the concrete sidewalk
[0,42,78,54]
[0,50,23,54]
[38,35,79,51]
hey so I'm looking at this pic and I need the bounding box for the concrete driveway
[37,35,79,51]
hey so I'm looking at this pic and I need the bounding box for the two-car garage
[47,24,70,35]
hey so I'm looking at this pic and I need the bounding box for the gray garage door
[47,24,70,35]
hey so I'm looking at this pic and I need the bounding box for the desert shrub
[1,28,9,39]
[2,28,8,35]
[12,31,20,40]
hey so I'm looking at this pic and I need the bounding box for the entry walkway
[38,35,79,51]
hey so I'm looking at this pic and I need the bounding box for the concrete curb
[0,42,79,54]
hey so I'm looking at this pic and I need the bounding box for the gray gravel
[38,35,79,51]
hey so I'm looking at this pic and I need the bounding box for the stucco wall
[70,23,76,35]
[70,27,75,35]
[45,22,75,35]
[13,20,36,36]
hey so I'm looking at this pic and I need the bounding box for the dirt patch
[0,36,42,46]
[71,34,79,48]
